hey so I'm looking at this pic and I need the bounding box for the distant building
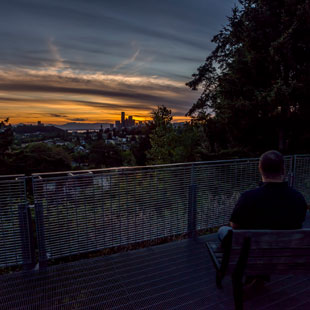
[118,112,136,128]
[128,116,135,127]
[115,120,121,129]
[121,112,125,126]
[37,121,44,126]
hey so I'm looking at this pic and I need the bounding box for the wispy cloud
[113,48,140,72]
[47,38,65,69]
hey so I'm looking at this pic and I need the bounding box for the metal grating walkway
[2,232,310,310]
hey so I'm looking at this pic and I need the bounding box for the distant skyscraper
[128,116,134,127]
[121,112,125,125]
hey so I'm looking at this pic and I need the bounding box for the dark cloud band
[0,82,194,108]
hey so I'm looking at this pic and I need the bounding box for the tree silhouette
[146,106,177,164]
[187,0,310,153]
[89,140,122,168]
[0,118,14,156]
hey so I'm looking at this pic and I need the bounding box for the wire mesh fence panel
[195,159,260,230]
[195,157,293,230]
[33,166,191,261]
[294,155,310,204]
[32,156,296,262]
[0,175,32,268]
[0,154,306,269]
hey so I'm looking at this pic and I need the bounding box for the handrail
[31,157,262,177]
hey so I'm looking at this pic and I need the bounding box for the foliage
[146,105,204,164]
[131,134,151,166]
[172,123,202,162]
[0,118,14,174]
[72,150,89,168]
[150,105,173,127]
[0,118,14,156]
[9,143,71,174]
[187,0,310,153]
[121,150,136,166]
[146,106,178,164]
[89,140,123,168]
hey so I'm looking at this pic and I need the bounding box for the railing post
[188,164,197,238]
[289,155,297,188]
[18,204,36,270]
[35,202,48,268]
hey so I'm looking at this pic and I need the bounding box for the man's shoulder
[241,183,307,204]
[287,185,303,195]
[286,186,307,202]
[240,187,262,198]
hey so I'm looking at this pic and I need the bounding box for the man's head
[259,150,285,182]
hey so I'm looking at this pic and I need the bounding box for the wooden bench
[206,229,310,310]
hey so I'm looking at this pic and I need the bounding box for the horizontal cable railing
[0,175,34,268]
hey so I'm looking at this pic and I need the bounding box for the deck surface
[1,229,310,310]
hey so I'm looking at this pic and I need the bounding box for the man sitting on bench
[218,150,308,283]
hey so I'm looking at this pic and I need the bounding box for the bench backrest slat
[231,230,310,248]
[225,229,310,275]
[239,264,310,275]
[229,255,310,264]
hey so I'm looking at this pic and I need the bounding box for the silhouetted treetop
[187,0,310,152]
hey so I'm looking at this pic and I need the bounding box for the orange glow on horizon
[6,111,190,125]
[2,101,190,125]
[0,66,197,126]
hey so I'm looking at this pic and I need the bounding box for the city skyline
[0,0,236,124]
[115,111,138,129]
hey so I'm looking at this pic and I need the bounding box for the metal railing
[32,156,295,263]
[294,155,310,202]
[0,155,309,268]
[33,165,191,262]
[196,156,293,230]
[0,175,34,269]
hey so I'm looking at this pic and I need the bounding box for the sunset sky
[0,0,235,124]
